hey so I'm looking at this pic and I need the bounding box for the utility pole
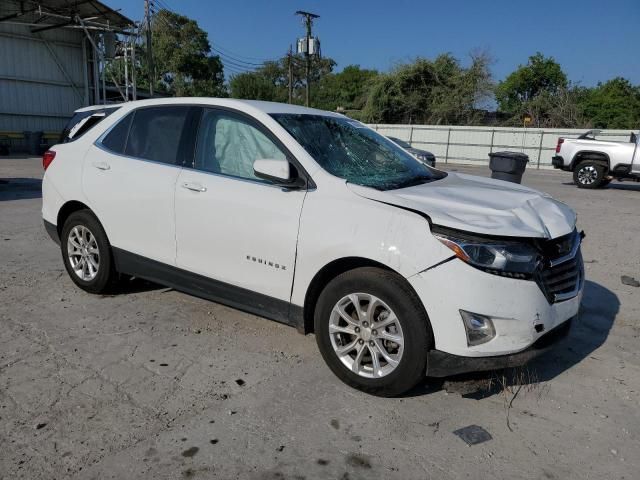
[131,26,137,100]
[287,44,293,104]
[295,10,319,107]
[144,0,154,96]
[123,37,129,100]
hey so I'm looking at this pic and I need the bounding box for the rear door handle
[182,182,207,192]
[92,161,110,171]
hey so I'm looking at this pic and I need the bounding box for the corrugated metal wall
[370,124,636,169]
[0,18,86,133]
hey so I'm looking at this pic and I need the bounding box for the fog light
[459,310,496,346]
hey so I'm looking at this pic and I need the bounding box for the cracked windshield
[273,114,446,190]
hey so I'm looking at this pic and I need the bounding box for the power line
[151,0,276,67]
[223,66,251,75]
[222,63,255,76]
[154,0,175,12]
[220,59,256,72]
[151,0,175,15]
[212,50,260,67]
[210,43,271,63]
[216,54,260,71]
[211,47,267,67]
[144,0,283,80]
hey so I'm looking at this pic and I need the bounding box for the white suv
[42,98,583,396]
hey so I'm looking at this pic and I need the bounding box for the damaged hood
[348,172,576,239]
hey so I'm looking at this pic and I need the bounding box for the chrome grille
[540,252,583,302]
[537,230,584,303]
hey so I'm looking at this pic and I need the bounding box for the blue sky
[109,0,638,86]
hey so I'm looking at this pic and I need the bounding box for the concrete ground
[1,157,639,480]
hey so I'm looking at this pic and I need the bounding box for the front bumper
[426,316,573,377]
[408,257,582,359]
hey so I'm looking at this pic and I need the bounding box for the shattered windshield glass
[271,114,446,190]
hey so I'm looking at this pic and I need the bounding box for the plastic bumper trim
[425,316,573,377]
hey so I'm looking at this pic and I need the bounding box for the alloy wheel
[329,293,404,378]
[67,225,100,281]
[577,165,598,185]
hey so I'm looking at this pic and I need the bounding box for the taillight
[42,150,56,170]
[555,138,564,153]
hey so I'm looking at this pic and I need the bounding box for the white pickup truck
[552,130,640,188]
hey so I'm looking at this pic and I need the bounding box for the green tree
[313,65,379,113]
[145,9,225,96]
[361,53,493,125]
[229,54,336,106]
[229,70,280,102]
[579,77,640,129]
[516,87,588,128]
[496,52,567,114]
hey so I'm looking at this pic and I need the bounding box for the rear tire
[61,210,117,294]
[314,267,431,396]
[574,161,606,189]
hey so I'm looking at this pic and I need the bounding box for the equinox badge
[246,255,287,271]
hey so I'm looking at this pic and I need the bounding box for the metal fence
[369,124,635,169]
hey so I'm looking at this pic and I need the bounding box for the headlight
[433,232,540,278]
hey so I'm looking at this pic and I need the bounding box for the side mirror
[253,158,305,188]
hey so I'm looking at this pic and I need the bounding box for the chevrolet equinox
[42,98,584,396]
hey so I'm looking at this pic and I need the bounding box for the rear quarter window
[100,113,133,154]
[61,107,119,143]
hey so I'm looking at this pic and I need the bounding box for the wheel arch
[571,151,610,172]
[56,200,91,235]
[56,201,110,243]
[300,257,432,343]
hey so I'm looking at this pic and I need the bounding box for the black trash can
[488,151,529,184]
[24,131,43,155]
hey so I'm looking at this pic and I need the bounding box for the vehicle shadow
[406,280,618,398]
[103,276,166,296]
[605,183,640,191]
[561,181,640,191]
[0,178,42,201]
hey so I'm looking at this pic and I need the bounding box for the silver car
[388,136,436,167]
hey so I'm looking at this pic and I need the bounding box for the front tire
[61,210,117,294]
[574,161,606,189]
[314,267,431,396]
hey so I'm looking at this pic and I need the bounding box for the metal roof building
[0,0,134,151]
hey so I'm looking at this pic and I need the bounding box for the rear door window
[124,106,190,165]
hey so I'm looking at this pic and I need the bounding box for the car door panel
[83,146,181,265]
[82,106,190,266]
[174,108,306,302]
[175,171,305,301]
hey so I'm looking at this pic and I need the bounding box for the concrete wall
[370,124,636,169]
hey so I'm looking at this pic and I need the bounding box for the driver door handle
[92,161,110,171]
[182,182,207,193]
